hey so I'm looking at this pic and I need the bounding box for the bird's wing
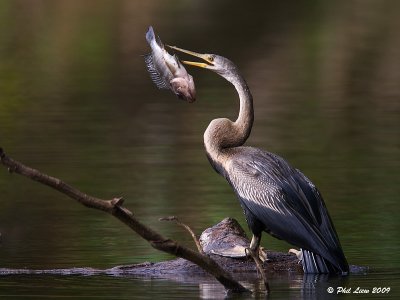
[226,150,345,265]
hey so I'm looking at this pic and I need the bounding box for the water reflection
[1,0,399,298]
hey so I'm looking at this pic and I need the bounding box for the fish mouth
[167,45,214,69]
[176,91,196,103]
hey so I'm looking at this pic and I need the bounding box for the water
[1,0,399,298]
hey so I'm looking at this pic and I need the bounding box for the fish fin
[145,26,155,44]
[155,34,164,48]
[146,25,164,48]
[144,53,170,89]
[173,54,182,68]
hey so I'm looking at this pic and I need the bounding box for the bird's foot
[288,248,303,264]
[244,247,269,263]
[258,247,269,262]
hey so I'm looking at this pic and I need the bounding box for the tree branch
[0,148,249,293]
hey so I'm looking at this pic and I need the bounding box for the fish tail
[146,26,164,48]
[301,249,339,274]
[146,26,155,44]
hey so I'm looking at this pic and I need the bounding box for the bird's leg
[246,234,269,291]
[249,234,261,252]
[248,234,268,262]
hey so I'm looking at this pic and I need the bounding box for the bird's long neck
[204,71,254,167]
[234,76,254,145]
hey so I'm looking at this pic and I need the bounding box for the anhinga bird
[169,45,349,275]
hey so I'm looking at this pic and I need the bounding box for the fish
[144,26,196,103]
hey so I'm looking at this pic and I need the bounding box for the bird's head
[167,46,238,82]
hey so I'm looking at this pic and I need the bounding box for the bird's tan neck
[204,75,254,166]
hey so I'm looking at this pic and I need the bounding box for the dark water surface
[1,1,399,299]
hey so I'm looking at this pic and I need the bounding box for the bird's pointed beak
[167,45,213,68]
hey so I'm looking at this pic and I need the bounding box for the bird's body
[210,145,348,273]
[169,45,349,274]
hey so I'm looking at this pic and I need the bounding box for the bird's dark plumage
[222,147,348,274]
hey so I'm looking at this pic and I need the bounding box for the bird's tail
[301,249,342,274]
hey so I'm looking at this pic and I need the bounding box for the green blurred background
[0,0,399,298]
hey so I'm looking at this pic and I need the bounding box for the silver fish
[144,26,196,102]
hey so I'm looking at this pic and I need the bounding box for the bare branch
[0,148,249,293]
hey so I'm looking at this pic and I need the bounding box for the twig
[0,147,249,293]
[246,248,270,292]
[159,216,203,254]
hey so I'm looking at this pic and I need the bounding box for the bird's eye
[208,55,214,62]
